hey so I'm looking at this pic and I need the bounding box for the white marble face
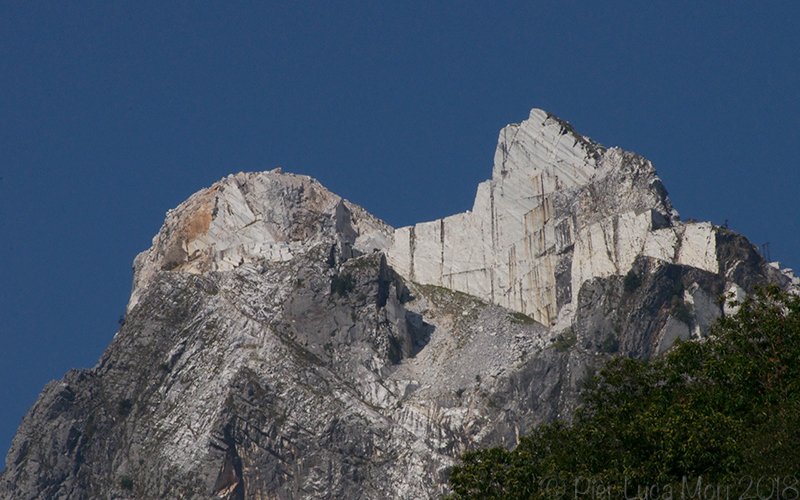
[128,108,794,327]
[388,109,718,326]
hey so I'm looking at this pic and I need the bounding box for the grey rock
[2,109,793,499]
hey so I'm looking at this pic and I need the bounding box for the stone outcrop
[129,170,392,311]
[2,109,795,499]
[388,109,727,327]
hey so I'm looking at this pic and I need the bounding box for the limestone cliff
[389,109,746,328]
[2,109,795,499]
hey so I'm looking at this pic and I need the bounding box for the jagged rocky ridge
[2,109,797,499]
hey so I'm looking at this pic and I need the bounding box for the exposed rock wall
[388,109,723,326]
[2,109,795,499]
[129,170,392,311]
[0,175,569,498]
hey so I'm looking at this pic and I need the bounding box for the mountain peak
[491,108,604,184]
[5,107,794,500]
[389,107,682,325]
[128,169,392,311]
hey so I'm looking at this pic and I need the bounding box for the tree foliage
[449,287,800,498]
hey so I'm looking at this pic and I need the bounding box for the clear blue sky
[1,1,798,459]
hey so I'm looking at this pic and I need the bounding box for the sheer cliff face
[388,109,721,327]
[2,110,795,499]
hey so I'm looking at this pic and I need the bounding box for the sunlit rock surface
[388,109,724,327]
[2,109,794,499]
[128,170,392,311]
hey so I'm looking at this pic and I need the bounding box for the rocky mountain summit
[2,109,797,499]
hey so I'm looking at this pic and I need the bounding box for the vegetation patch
[346,255,379,270]
[600,332,619,353]
[415,283,485,318]
[623,269,642,293]
[117,398,133,417]
[330,273,355,297]
[416,283,484,305]
[448,287,800,498]
[509,311,536,325]
[671,295,694,324]
[552,330,577,352]
[119,475,134,491]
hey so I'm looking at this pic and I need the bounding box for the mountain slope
[2,109,795,499]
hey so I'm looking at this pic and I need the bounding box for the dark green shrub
[119,475,134,491]
[509,311,536,324]
[552,331,577,352]
[623,270,641,292]
[330,273,354,297]
[448,287,800,498]
[600,333,619,353]
[117,398,133,417]
[671,295,694,324]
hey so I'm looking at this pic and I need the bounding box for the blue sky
[1,1,798,459]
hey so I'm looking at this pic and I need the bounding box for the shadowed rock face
[2,110,796,499]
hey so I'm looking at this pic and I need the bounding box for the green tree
[448,287,800,498]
